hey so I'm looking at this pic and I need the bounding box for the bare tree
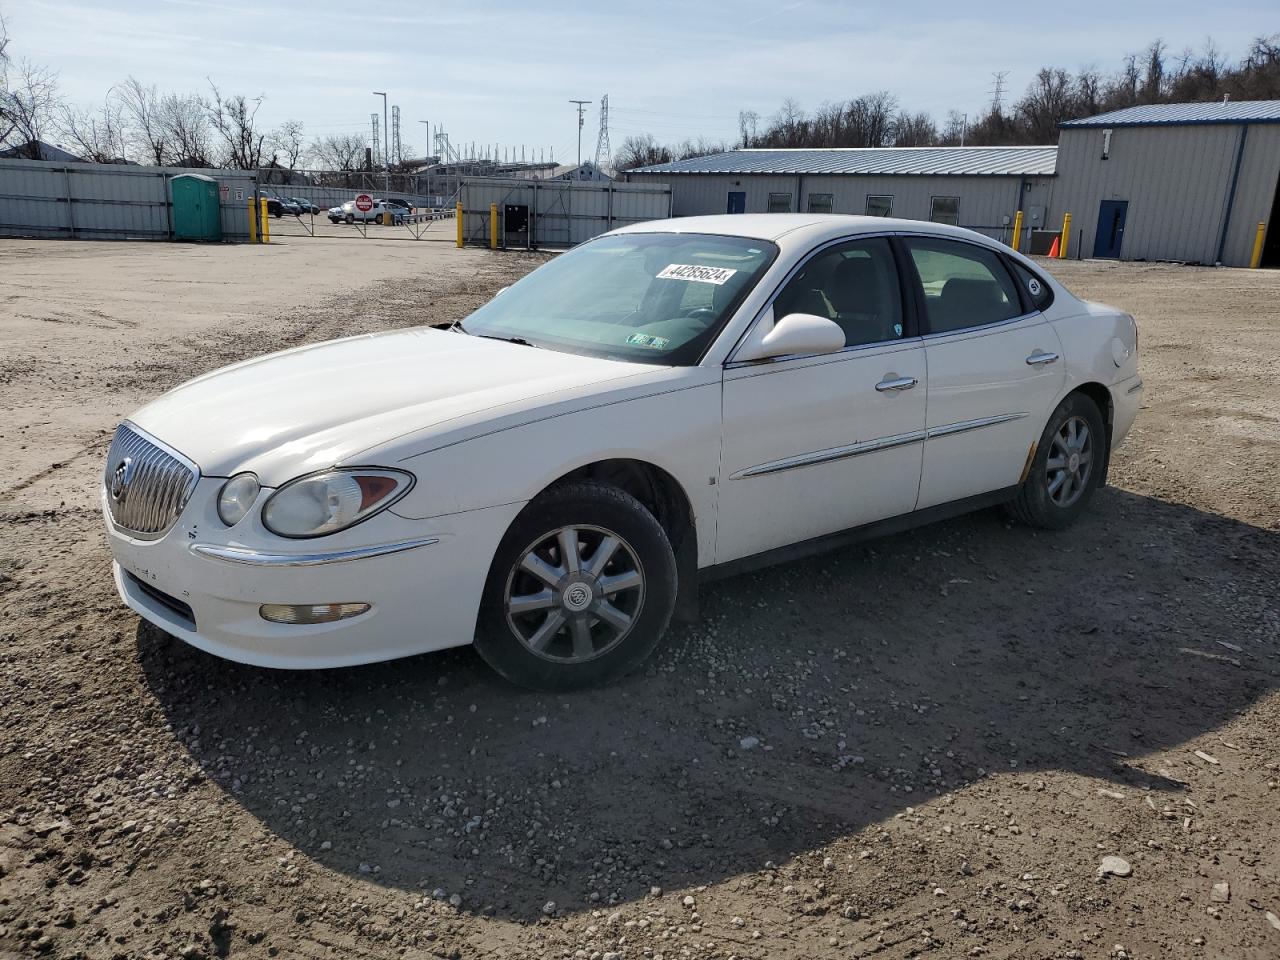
[117,76,168,165]
[0,58,60,157]
[892,111,938,147]
[58,97,127,162]
[737,109,758,148]
[613,134,671,171]
[307,132,365,171]
[268,119,305,170]
[206,81,266,169]
[160,92,213,167]
[1016,68,1076,143]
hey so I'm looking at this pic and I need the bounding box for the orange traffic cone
[1047,235,1060,258]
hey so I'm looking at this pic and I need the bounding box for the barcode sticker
[656,264,738,285]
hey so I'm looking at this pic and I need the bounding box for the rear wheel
[345,213,354,224]
[1008,392,1106,529]
[475,481,677,691]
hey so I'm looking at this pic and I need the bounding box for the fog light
[260,602,370,624]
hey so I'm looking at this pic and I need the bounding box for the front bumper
[105,477,524,669]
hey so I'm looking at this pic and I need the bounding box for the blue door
[726,191,746,214]
[1093,200,1128,258]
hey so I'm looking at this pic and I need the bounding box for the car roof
[608,213,1017,254]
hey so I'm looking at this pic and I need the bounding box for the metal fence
[0,158,256,241]
[460,178,673,249]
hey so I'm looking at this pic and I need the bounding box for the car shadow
[138,487,1279,920]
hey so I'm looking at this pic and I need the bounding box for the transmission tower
[989,71,1009,116]
[594,93,611,172]
[370,113,380,167]
[391,105,402,165]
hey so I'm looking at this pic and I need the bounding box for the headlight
[217,473,260,526]
[261,468,413,538]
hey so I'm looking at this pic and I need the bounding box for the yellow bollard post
[1011,210,1024,253]
[1059,212,1071,259]
[455,201,464,248]
[489,202,499,249]
[248,199,258,243]
[1251,221,1266,269]
[258,198,270,244]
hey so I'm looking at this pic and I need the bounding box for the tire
[345,214,354,224]
[1008,391,1106,530]
[475,481,677,691]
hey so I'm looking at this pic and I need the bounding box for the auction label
[657,263,738,285]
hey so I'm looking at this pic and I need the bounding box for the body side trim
[731,413,1027,480]
[190,537,439,567]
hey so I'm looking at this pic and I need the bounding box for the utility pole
[419,120,429,159]
[391,104,402,166]
[372,91,389,196]
[570,99,590,170]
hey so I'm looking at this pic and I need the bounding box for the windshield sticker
[656,263,738,285]
[626,333,670,349]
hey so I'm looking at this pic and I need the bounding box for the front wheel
[1008,392,1106,529]
[475,481,677,691]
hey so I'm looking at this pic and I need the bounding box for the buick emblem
[109,456,134,502]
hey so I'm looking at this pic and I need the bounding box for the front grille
[126,572,196,628]
[103,423,199,539]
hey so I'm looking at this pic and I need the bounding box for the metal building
[625,146,1058,244]
[1052,101,1280,266]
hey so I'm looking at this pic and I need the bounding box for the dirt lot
[1,238,1278,960]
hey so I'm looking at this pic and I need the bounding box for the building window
[930,196,960,226]
[807,193,833,214]
[865,195,893,217]
[767,192,793,213]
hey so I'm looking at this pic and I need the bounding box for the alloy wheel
[1046,414,1093,507]
[504,524,646,663]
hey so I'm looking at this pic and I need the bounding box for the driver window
[772,237,904,348]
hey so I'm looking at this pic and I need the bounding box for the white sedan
[102,215,1141,690]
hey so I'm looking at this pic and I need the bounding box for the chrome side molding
[733,413,1028,480]
[191,537,439,567]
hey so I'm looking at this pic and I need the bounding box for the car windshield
[458,232,778,365]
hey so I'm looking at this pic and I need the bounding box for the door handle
[875,376,918,392]
[1026,351,1059,365]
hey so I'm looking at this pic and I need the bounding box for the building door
[1261,173,1280,268]
[1093,200,1128,258]
[726,191,746,214]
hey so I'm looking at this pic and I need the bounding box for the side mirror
[735,312,845,362]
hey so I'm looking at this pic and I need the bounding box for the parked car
[290,197,321,216]
[263,197,284,218]
[383,197,414,218]
[100,215,1141,690]
[328,199,399,224]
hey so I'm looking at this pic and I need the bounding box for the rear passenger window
[772,238,903,348]
[906,238,1021,334]
[1009,260,1054,311]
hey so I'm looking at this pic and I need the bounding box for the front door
[1093,200,1128,258]
[726,191,746,214]
[901,235,1065,510]
[716,236,926,563]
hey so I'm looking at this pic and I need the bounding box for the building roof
[1060,100,1280,128]
[629,145,1057,177]
[0,140,87,162]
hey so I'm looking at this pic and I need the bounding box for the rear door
[901,235,1064,510]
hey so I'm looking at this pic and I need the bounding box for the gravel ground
[1,241,1278,960]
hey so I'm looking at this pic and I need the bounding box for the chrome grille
[103,422,199,539]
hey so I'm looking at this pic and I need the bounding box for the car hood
[129,327,658,485]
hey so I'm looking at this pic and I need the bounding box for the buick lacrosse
[103,215,1141,689]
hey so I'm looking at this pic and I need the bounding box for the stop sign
[354,194,374,213]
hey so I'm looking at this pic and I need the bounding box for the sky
[3,0,1274,163]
